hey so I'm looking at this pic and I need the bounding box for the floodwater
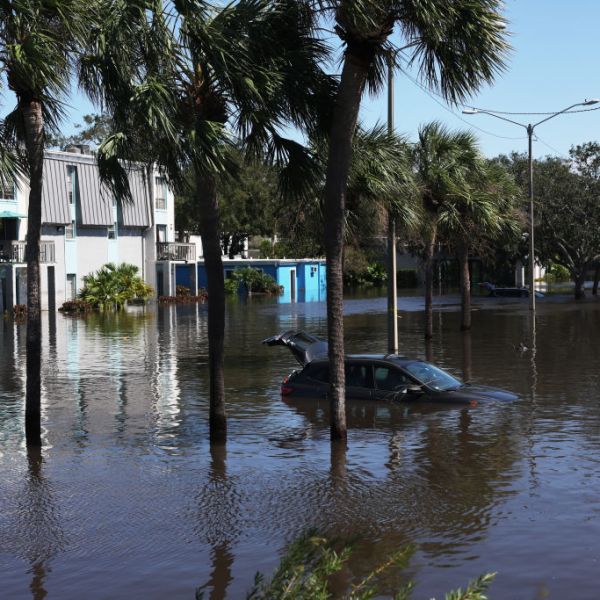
[1,292,600,599]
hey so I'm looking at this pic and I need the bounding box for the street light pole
[527,124,535,311]
[463,99,599,313]
[387,51,398,354]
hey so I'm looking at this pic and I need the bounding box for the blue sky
[35,0,600,160]
[359,0,600,159]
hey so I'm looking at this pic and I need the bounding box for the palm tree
[316,0,509,438]
[438,161,522,330]
[0,0,90,446]
[88,1,333,443]
[412,122,485,338]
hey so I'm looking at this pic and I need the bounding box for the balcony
[156,242,196,262]
[0,240,55,264]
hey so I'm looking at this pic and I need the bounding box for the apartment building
[0,147,195,312]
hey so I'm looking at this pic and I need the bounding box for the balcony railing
[156,242,196,262]
[0,240,55,264]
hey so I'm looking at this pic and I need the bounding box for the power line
[399,68,527,141]
[464,105,600,116]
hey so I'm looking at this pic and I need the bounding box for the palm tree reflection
[21,447,66,600]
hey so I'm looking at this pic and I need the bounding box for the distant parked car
[263,330,518,405]
[479,282,544,298]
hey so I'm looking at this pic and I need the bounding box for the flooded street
[1,293,600,599]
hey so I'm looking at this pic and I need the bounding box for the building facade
[0,148,188,312]
[0,149,325,312]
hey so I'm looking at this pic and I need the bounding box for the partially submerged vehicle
[479,282,544,299]
[263,330,518,405]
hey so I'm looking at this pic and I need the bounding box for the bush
[546,263,570,283]
[159,288,208,304]
[12,304,27,319]
[229,267,282,295]
[79,263,154,310]
[224,278,240,295]
[176,285,191,297]
[196,532,495,600]
[59,299,92,313]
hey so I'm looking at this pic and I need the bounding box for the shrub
[79,263,154,310]
[176,285,191,296]
[224,278,240,295]
[546,263,570,283]
[230,267,282,295]
[12,304,27,319]
[196,532,495,600]
[59,299,92,313]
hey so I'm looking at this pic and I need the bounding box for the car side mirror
[404,384,423,394]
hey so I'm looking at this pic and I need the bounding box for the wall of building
[6,151,179,310]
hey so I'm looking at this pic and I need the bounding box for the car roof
[308,354,417,367]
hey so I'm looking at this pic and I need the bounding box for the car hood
[445,384,518,403]
[262,330,328,366]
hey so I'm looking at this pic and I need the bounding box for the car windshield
[403,361,462,391]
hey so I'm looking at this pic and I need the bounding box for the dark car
[263,330,518,405]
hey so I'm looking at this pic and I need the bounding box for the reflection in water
[461,331,472,383]
[22,447,65,600]
[196,444,234,600]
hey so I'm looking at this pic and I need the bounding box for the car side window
[345,363,373,389]
[374,367,411,391]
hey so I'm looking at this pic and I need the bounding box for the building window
[0,180,14,201]
[155,176,167,210]
[107,223,117,240]
[67,167,76,205]
[65,220,76,239]
[67,274,77,300]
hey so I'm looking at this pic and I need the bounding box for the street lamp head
[462,108,479,115]
[583,98,600,106]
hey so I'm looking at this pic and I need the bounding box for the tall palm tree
[0,0,89,446]
[438,161,522,330]
[412,122,484,338]
[315,0,509,439]
[88,1,334,443]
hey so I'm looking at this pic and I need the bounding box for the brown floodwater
[1,291,600,599]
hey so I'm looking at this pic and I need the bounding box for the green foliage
[343,247,387,288]
[196,533,495,600]
[79,263,153,310]
[224,278,240,295]
[176,285,191,297]
[46,113,113,150]
[228,267,282,295]
[497,147,600,297]
[546,263,570,283]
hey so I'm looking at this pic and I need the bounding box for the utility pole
[386,51,398,354]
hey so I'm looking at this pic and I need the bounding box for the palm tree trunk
[424,226,436,339]
[458,242,471,330]
[195,172,227,443]
[323,48,372,442]
[22,98,44,447]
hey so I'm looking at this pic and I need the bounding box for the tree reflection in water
[195,443,235,600]
[21,447,66,600]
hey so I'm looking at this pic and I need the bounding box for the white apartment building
[0,147,196,312]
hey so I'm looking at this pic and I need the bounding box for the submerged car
[263,330,518,405]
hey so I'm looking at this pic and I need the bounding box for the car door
[345,361,374,400]
[372,364,418,400]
